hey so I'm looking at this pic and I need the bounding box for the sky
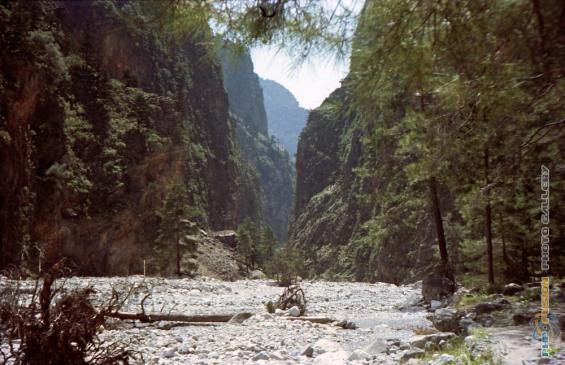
[251,47,349,110]
[249,0,364,109]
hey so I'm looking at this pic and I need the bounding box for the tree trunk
[105,312,251,323]
[104,311,339,326]
[484,149,494,285]
[175,218,180,276]
[429,176,453,282]
[498,212,510,270]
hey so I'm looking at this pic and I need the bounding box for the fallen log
[283,316,336,324]
[105,311,252,323]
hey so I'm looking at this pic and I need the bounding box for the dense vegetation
[1,0,563,288]
[291,0,565,286]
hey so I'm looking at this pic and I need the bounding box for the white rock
[430,300,442,310]
[286,306,301,317]
[313,339,344,355]
[312,350,348,365]
[252,351,270,361]
[162,349,175,358]
[208,351,219,359]
[429,353,456,365]
[348,349,370,361]
[270,351,285,360]
[364,338,388,354]
[275,308,285,316]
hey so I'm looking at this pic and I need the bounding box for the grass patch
[457,294,492,307]
[417,329,500,365]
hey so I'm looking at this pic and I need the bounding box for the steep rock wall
[0,1,256,274]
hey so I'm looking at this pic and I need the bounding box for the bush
[0,262,132,364]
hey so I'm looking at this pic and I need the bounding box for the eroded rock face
[0,1,255,274]
[289,85,437,283]
[218,48,295,241]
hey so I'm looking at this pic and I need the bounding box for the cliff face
[0,1,257,274]
[259,79,308,158]
[290,85,436,283]
[219,49,294,241]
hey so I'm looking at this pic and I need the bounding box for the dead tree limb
[105,312,252,323]
[283,316,335,324]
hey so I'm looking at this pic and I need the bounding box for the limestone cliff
[259,78,308,159]
[0,1,259,274]
[219,49,294,241]
[290,85,436,283]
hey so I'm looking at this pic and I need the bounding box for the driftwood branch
[283,316,336,324]
[104,311,345,327]
[105,312,252,323]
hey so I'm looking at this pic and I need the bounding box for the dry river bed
[2,276,429,364]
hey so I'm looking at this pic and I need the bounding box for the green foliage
[155,182,200,275]
[345,0,565,283]
[265,247,306,286]
[236,217,281,272]
[418,334,497,365]
[264,301,275,314]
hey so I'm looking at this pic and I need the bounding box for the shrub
[0,262,132,364]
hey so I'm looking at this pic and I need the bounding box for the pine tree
[155,182,199,275]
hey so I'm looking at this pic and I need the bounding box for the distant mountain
[219,50,295,241]
[260,79,309,158]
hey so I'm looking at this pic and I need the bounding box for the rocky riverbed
[2,276,563,364]
[1,276,430,364]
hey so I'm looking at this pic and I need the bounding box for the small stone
[252,351,270,361]
[208,351,219,359]
[270,351,285,360]
[275,308,285,316]
[162,349,175,358]
[431,300,442,310]
[300,345,314,357]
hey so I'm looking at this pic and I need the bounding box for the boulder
[409,332,456,349]
[474,302,506,315]
[422,274,456,302]
[433,308,463,333]
[458,317,476,335]
[212,230,237,248]
[249,269,266,279]
[286,306,301,317]
[429,354,457,365]
[252,351,269,361]
[512,312,532,325]
[348,349,370,361]
[363,338,388,354]
[312,350,348,365]
[430,300,443,310]
[400,348,425,362]
[313,339,344,355]
[502,283,523,296]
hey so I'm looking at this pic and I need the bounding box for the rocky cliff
[219,49,294,241]
[0,1,260,275]
[290,84,436,283]
[259,78,308,158]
